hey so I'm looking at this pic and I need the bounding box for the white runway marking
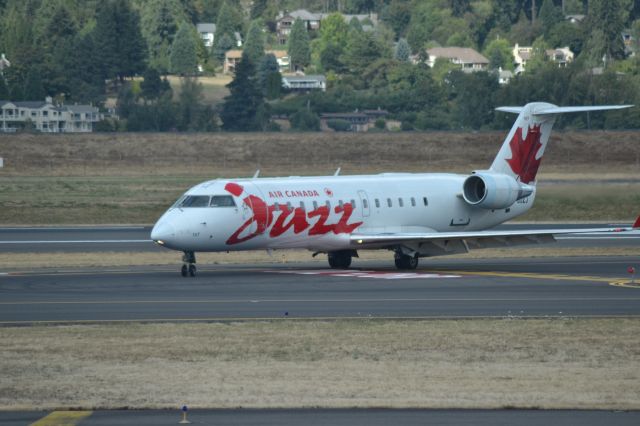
[271,270,461,279]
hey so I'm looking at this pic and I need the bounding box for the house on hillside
[320,109,389,132]
[276,9,378,44]
[196,23,243,48]
[0,97,102,133]
[565,14,585,24]
[282,74,326,92]
[513,43,574,74]
[224,50,291,74]
[425,47,489,71]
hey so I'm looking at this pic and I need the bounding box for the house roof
[14,101,47,109]
[267,50,288,59]
[225,50,243,59]
[427,47,489,64]
[321,112,369,119]
[66,105,98,113]
[287,9,321,21]
[282,75,326,83]
[197,23,216,33]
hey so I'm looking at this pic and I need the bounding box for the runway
[1,256,639,324]
[1,223,639,252]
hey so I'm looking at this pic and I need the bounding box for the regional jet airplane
[151,102,639,276]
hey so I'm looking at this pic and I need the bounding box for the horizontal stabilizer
[496,105,633,115]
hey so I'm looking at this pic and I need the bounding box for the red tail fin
[633,215,640,229]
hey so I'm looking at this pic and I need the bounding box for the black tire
[189,264,197,277]
[181,264,188,277]
[328,251,352,269]
[395,253,418,270]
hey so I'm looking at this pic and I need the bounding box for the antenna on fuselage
[334,167,341,176]
[253,169,260,178]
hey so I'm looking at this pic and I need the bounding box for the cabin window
[180,195,210,208]
[362,199,367,209]
[313,201,318,210]
[387,198,392,207]
[423,197,428,206]
[398,198,404,207]
[411,197,416,207]
[286,202,292,210]
[299,201,305,210]
[274,203,281,211]
[210,195,236,207]
[338,200,344,208]
[326,200,331,209]
[375,199,380,208]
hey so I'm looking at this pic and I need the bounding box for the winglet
[633,215,640,229]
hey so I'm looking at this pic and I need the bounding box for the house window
[375,199,380,208]
[398,198,404,207]
[42,111,48,117]
[387,198,392,207]
[411,197,416,207]
[31,111,37,117]
[423,197,428,206]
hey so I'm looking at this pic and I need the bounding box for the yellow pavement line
[30,411,92,426]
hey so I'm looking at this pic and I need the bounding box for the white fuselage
[151,173,535,253]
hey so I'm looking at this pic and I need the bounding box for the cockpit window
[180,195,210,208]
[210,195,236,207]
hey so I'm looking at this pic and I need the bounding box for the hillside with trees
[1,0,640,131]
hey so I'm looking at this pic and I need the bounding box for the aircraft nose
[151,221,175,246]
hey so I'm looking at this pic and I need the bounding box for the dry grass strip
[1,319,639,410]
[3,247,640,269]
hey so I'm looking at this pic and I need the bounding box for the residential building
[622,29,636,56]
[282,74,326,92]
[224,50,290,74]
[0,53,10,73]
[513,43,574,73]
[545,47,574,67]
[320,109,389,132]
[196,23,243,48]
[0,97,102,133]
[497,67,514,85]
[276,9,378,44]
[565,14,586,24]
[425,47,489,71]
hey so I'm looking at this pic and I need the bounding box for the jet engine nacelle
[462,172,533,210]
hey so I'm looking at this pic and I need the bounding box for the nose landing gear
[181,251,197,277]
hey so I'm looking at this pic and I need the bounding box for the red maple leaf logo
[506,124,543,184]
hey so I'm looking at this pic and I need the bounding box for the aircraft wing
[350,220,640,250]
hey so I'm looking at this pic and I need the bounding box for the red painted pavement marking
[268,270,461,280]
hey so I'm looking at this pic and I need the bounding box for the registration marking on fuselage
[269,270,461,279]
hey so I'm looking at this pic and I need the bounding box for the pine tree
[243,20,265,65]
[93,0,147,82]
[213,33,234,63]
[140,0,180,72]
[0,75,9,99]
[170,23,198,76]
[584,0,628,64]
[141,67,165,100]
[250,0,268,19]
[394,38,411,62]
[258,53,281,99]
[220,52,265,131]
[348,17,363,33]
[23,67,46,100]
[538,0,561,36]
[214,1,238,52]
[288,18,310,71]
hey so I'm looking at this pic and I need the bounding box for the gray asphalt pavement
[0,223,639,252]
[3,409,639,426]
[1,256,639,323]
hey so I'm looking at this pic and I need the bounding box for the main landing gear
[181,251,196,277]
[328,250,353,269]
[395,251,419,270]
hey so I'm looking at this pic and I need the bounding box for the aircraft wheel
[189,264,197,277]
[328,251,352,269]
[395,253,418,270]
[181,264,188,277]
